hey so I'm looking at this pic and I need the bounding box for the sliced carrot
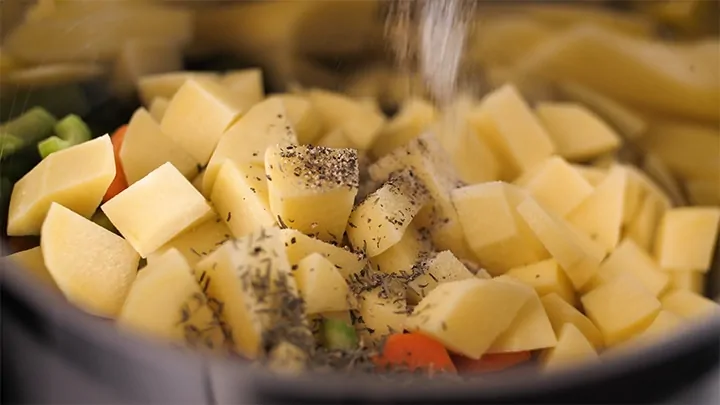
[453,351,532,373]
[102,125,128,202]
[374,333,456,373]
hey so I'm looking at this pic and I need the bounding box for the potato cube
[541,323,599,371]
[309,89,385,149]
[102,163,212,257]
[623,164,672,227]
[488,276,557,353]
[355,284,406,343]
[633,310,682,343]
[294,253,352,314]
[515,156,594,217]
[654,207,720,272]
[138,71,219,107]
[266,144,358,243]
[281,229,365,280]
[370,98,437,158]
[316,129,355,149]
[541,293,604,349]
[211,161,276,239]
[506,259,577,306]
[661,290,719,320]
[517,197,603,290]
[572,165,607,186]
[8,135,115,236]
[348,170,429,257]
[667,271,705,294]
[149,97,169,122]
[407,251,474,303]
[371,226,431,276]
[120,108,200,184]
[203,97,298,195]
[535,103,621,161]
[626,193,669,252]
[475,268,492,279]
[267,94,323,144]
[452,182,549,274]
[220,68,264,109]
[405,278,533,359]
[581,274,661,346]
[118,249,226,352]
[41,203,139,317]
[586,239,669,297]
[111,40,182,97]
[148,214,232,267]
[468,84,555,180]
[160,78,245,164]
[2,247,58,290]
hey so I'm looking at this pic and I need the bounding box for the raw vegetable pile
[1,0,719,378]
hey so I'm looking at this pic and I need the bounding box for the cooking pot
[1,1,719,403]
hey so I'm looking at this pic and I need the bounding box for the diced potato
[541,293,604,349]
[506,259,576,307]
[2,247,58,289]
[192,171,205,193]
[267,94,323,145]
[475,268,492,279]
[316,129,355,149]
[654,207,720,272]
[348,170,429,257]
[118,249,226,352]
[451,182,548,274]
[220,68,264,110]
[149,97,169,122]
[371,226,431,276]
[41,203,139,317]
[633,310,682,343]
[111,40,182,97]
[567,165,627,253]
[266,145,358,243]
[517,197,603,290]
[572,165,607,186]
[280,229,365,280]
[541,323,599,371]
[623,164,672,227]
[667,271,705,295]
[514,156,594,217]
[293,253,352,314]
[625,192,669,252]
[148,214,232,267]
[586,239,669,297]
[535,103,622,161]
[641,154,685,207]
[308,89,385,149]
[370,98,437,158]
[211,161,276,239]
[355,284,406,343]
[581,274,662,346]
[468,84,555,180]
[407,251,474,304]
[138,72,220,107]
[405,278,533,359]
[102,163,213,258]
[160,79,246,165]
[194,227,310,358]
[120,108,200,185]
[488,276,557,353]
[661,290,719,320]
[8,135,115,236]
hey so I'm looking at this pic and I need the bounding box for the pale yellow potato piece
[371,98,437,158]
[581,274,661,346]
[654,207,720,272]
[535,103,621,161]
[266,145,358,244]
[148,214,232,267]
[506,259,576,307]
[138,71,220,107]
[407,251,474,304]
[541,323,599,371]
[211,161,276,239]
[488,276,557,353]
[452,182,548,274]
[7,135,115,236]
[623,164,672,227]
[405,278,533,359]
[567,165,627,253]
[661,290,719,320]
[148,97,169,122]
[280,229,365,280]
[2,247,58,290]
[475,268,492,280]
[120,108,200,185]
[633,310,682,343]
[468,84,555,180]
[586,238,669,297]
[348,170,429,257]
[541,293,604,349]
[626,193,669,252]
[356,285,406,343]
[316,129,355,149]
[220,68,264,110]
[41,203,139,317]
[515,156,594,217]
[102,163,212,258]
[572,165,607,186]
[517,197,603,290]
[111,40,182,97]
[118,249,225,352]
[641,154,686,207]
[667,271,705,295]
[308,89,385,149]
[469,16,556,67]
[204,97,298,195]
[267,94,323,145]
[294,253,352,314]
[371,226,431,276]
[160,78,246,165]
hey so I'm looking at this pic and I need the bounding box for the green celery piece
[321,318,359,350]
[37,114,92,158]
[37,136,70,159]
[0,107,57,159]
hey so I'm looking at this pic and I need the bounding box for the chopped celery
[321,318,359,350]
[38,114,91,158]
[0,107,57,159]
[37,136,70,159]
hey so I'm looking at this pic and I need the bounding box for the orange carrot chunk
[453,351,532,373]
[374,333,457,373]
[102,125,128,202]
